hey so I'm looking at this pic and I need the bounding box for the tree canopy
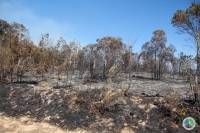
[172,1,200,76]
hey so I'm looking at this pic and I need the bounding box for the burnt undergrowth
[0,83,200,133]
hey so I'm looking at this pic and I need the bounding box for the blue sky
[0,0,196,57]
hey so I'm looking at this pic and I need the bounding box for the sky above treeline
[0,0,197,57]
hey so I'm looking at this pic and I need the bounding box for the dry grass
[164,87,182,107]
[89,88,126,115]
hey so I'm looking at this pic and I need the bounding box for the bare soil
[0,72,200,133]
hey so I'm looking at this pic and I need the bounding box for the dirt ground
[0,72,200,133]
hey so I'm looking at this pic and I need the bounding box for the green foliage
[107,78,112,84]
[121,84,128,95]
[107,66,115,84]
[171,2,200,40]
[108,66,115,74]
[177,108,188,116]
[172,2,200,80]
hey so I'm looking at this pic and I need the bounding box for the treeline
[0,19,196,83]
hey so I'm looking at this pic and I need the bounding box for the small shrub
[89,65,128,114]
[107,78,112,84]
[185,62,200,104]
[100,89,120,105]
[106,66,116,84]
[121,84,128,95]
[177,108,188,116]
[163,87,182,111]
[89,88,125,114]
[108,66,115,74]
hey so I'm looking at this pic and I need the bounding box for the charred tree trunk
[158,61,161,80]
[154,51,157,80]
[179,62,182,77]
[90,61,94,79]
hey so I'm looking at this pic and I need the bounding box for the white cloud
[0,0,73,45]
[0,1,37,22]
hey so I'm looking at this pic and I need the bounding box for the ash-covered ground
[0,71,199,133]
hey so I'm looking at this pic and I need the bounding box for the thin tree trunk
[196,40,200,77]
[179,62,182,77]
[154,51,157,80]
[158,61,160,80]
[10,71,13,83]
